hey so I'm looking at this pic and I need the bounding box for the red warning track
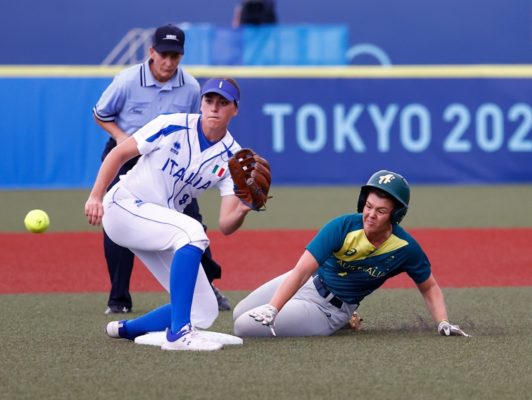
[1,228,531,294]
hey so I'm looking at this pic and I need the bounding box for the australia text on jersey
[335,258,389,278]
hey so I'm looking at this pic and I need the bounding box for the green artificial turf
[1,288,530,400]
[2,187,530,399]
[2,185,532,232]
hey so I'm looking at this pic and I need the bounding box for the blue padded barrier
[183,24,348,66]
[2,73,531,188]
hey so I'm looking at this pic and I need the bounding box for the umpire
[93,23,230,314]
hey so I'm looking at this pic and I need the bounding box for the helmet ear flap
[356,188,368,213]
[391,207,407,224]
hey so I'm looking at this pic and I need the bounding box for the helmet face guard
[357,170,410,224]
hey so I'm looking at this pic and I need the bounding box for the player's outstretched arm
[84,137,140,226]
[218,194,252,235]
[244,250,319,336]
[416,273,470,337]
[269,250,319,311]
[416,274,448,323]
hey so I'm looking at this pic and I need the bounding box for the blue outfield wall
[1,69,532,188]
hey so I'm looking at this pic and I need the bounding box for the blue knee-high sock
[121,303,172,340]
[169,244,203,334]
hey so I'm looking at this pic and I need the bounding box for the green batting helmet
[357,170,410,224]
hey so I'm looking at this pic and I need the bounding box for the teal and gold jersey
[306,214,431,305]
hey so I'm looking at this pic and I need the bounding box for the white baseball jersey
[119,112,241,211]
[101,112,241,329]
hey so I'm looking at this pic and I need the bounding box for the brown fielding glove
[348,311,363,331]
[228,148,272,211]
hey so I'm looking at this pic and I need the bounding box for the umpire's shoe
[212,285,231,311]
[104,305,131,315]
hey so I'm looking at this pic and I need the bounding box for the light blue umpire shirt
[93,58,201,135]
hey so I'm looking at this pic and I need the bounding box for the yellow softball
[24,209,50,233]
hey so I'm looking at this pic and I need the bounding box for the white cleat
[105,320,125,338]
[161,325,223,352]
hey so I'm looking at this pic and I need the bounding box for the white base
[135,330,243,346]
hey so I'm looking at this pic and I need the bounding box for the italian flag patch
[212,165,225,177]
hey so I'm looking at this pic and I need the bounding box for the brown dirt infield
[1,228,531,294]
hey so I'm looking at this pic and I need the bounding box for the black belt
[312,275,343,309]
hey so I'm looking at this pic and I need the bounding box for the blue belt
[312,275,343,309]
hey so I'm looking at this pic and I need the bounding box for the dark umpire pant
[102,138,222,310]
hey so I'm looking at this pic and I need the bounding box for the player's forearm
[417,274,449,323]
[270,251,318,311]
[85,148,129,226]
[420,284,448,323]
[89,151,126,200]
[90,139,138,199]
[218,196,251,235]
[269,268,311,311]
[218,202,251,235]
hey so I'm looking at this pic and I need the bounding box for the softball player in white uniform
[85,78,252,351]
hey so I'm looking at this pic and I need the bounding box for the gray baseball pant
[233,272,358,337]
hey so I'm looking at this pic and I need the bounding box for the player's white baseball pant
[233,272,358,337]
[102,185,218,328]
[103,185,209,253]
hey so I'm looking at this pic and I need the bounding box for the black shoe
[211,285,231,311]
[104,305,131,315]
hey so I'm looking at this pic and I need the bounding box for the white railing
[101,28,154,65]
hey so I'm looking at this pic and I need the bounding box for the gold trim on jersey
[333,229,409,262]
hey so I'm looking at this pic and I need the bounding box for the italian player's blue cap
[201,78,240,106]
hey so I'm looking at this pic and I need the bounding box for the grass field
[1,186,531,400]
[3,185,532,231]
[1,289,531,400]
